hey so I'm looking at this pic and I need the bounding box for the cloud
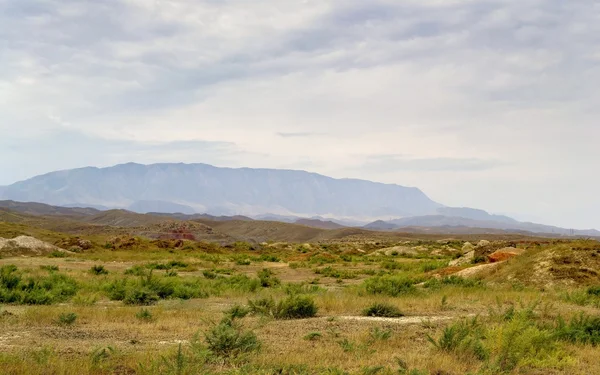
[0,128,242,184]
[276,132,325,138]
[362,155,510,172]
[1,0,599,229]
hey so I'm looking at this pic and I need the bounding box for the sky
[1,0,599,229]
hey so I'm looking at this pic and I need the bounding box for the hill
[0,162,442,219]
[0,200,100,218]
[294,218,346,230]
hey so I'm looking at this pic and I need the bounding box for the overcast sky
[1,0,599,229]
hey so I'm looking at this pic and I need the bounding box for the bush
[204,319,261,358]
[554,313,600,346]
[248,295,318,320]
[427,317,488,361]
[274,295,318,320]
[248,297,276,316]
[363,303,404,318]
[56,312,77,326]
[136,308,154,322]
[363,275,416,297]
[224,304,251,320]
[0,265,78,305]
[90,265,109,275]
[123,288,159,306]
[486,313,568,371]
[258,268,280,288]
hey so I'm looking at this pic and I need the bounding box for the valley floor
[1,236,600,375]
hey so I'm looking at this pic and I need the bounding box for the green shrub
[56,312,77,326]
[248,297,276,317]
[204,319,261,358]
[48,251,67,258]
[258,268,280,288]
[554,313,600,346]
[90,265,108,275]
[0,266,78,305]
[363,275,416,297]
[486,313,569,371]
[248,295,318,320]
[202,270,218,279]
[123,288,159,306]
[224,304,251,320]
[256,254,280,263]
[274,295,318,320]
[427,317,488,361]
[363,303,404,318]
[136,308,154,322]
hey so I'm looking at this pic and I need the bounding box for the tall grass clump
[423,275,484,289]
[553,313,600,345]
[248,295,318,319]
[204,319,261,358]
[363,303,404,318]
[0,265,78,305]
[363,275,417,297]
[257,268,281,287]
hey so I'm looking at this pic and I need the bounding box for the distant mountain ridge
[365,213,600,237]
[0,162,442,218]
[1,163,598,237]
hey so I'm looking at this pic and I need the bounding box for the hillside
[1,162,442,218]
[0,200,100,218]
[294,218,346,230]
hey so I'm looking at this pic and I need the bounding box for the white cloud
[1,0,599,229]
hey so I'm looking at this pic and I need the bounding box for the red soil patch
[488,250,519,263]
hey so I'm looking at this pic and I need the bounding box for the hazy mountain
[128,200,196,215]
[366,215,600,237]
[435,207,517,224]
[1,162,442,219]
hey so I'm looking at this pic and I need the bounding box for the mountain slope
[2,163,442,218]
[366,215,600,237]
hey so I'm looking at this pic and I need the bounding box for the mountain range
[0,162,441,218]
[0,162,598,237]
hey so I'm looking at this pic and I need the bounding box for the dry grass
[1,237,600,374]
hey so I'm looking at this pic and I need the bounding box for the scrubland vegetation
[1,229,600,374]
